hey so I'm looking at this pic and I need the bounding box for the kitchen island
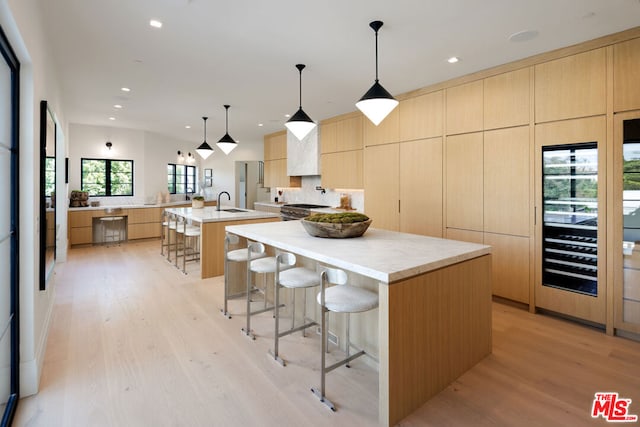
[165,207,279,279]
[225,220,492,426]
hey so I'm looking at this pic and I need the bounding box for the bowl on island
[300,212,372,238]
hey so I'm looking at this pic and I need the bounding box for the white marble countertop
[225,220,491,283]
[68,200,216,212]
[166,206,279,223]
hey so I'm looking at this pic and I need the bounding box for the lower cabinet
[484,233,530,304]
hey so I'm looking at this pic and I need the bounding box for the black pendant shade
[217,105,237,155]
[196,116,213,159]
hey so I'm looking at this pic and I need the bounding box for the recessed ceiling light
[121,87,131,92]
[447,57,459,64]
[150,19,163,28]
[185,125,191,129]
[109,117,116,121]
[114,104,123,109]
[508,30,539,43]
[258,123,264,127]
[284,114,291,118]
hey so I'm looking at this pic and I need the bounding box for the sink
[222,208,247,213]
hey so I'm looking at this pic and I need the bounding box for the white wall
[3,0,66,397]
[68,124,218,205]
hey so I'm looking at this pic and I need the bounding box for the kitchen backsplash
[275,176,364,211]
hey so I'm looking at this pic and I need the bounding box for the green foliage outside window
[81,158,133,196]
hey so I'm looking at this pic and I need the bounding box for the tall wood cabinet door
[321,150,363,189]
[483,68,530,130]
[446,80,483,135]
[534,48,606,123]
[271,132,287,159]
[363,107,400,147]
[320,121,337,154]
[264,159,275,188]
[484,233,530,304]
[364,144,400,231]
[614,37,640,113]
[399,91,443,141]
[399,137,443,237]
[337,115,364,151]
[483,126,530,236]
[445,132,483,231]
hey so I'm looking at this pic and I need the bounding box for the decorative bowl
[301,216,372,238]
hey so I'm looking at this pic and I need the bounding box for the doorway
[235,161,266,210]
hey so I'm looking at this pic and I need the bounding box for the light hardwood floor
[13,240,640,426]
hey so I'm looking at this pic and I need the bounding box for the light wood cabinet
[446,80,483,135]
[444,228,483,244]
[484,232,530,304]
[534,48,606,123]
[264,130,301,188]
[364,144,400,231]
[128,206,162,240]
[445,132,483,231]
[264,159,301,188]
[320,113,363,154]
[483,126,530,236]
[483,68,530,130]
[399,137,443,237]
[399,91,443,141]
[264,131,287,161]
[321,150,363,189]
[363,107,400,146]
[613,37,640,113]
[364,138,443,235]
[68,210,94,245]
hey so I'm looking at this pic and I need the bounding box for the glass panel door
[542,143,598,296]
[621,119,640,330]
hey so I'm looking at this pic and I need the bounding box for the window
[167,163,196,194]
[81,158,134,196]
[45,156,55,197]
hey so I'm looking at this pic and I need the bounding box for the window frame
[81,157,134,196]
[167,163,196,195]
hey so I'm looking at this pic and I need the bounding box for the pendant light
[217,104,238,155]
[285,64,316,140]
[356,20,398,126]
[196,116,214,159]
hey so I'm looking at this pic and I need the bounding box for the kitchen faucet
[217,191,230,211]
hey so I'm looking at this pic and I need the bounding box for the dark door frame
[0,22,20,427]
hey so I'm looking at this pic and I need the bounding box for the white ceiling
[38,0,640,148]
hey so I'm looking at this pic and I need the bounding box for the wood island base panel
[225,220,492,426]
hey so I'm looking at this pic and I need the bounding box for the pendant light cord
[202,116,208,141]
[295,64,306,109]
[369,20,383,83]
[224,105,230,132]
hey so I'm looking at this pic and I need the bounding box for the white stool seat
[184,227,201,237]
[250,256,293,274]
[227,248,266,263]
[317,285,378,313]
[279,267,320,289]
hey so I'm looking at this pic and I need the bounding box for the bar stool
[241,242,293,340]
[101,216,125,245]
[311,266,379,412]
[160,210,170,255]
[166,213,183,262]
[177,222,200,273]
[268,252,320,366]
[221,233,266,319]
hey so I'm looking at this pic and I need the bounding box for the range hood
[287,126,320,176]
